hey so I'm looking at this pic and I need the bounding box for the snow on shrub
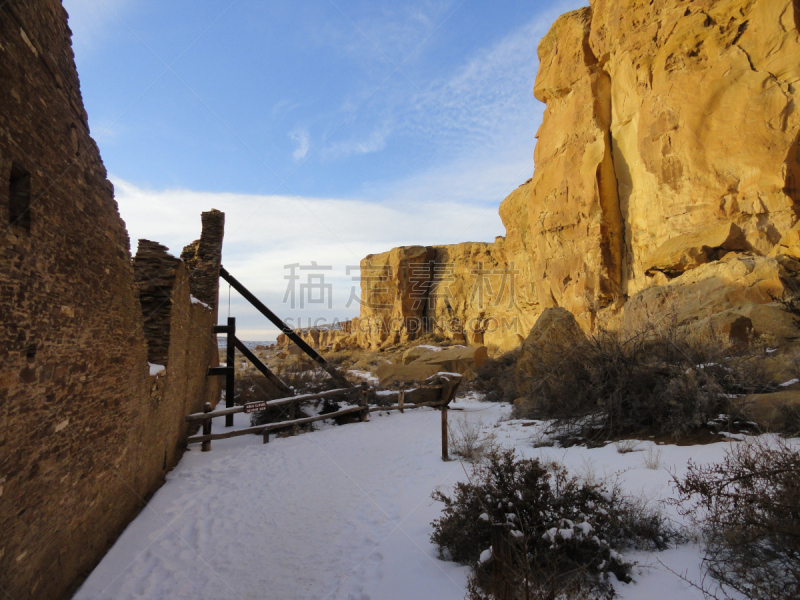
[431,449,671,599]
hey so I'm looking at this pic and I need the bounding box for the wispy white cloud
[319,3,584,172]
[289,127,310,160]
[321,126,390,160]
[324,0,457,68]
[403,5,577,152]
[112,174,505,338]
[353,0,455,63]
[271,98,302,119]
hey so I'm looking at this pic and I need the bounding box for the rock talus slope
[353,0,800,352]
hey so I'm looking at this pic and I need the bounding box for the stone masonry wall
[134,241,221,505]
[181,209,225,307]
[134,240,182,366]
[0,3,222,599]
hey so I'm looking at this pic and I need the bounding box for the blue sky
[63,0,587,339]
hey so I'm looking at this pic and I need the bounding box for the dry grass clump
[431,449,672,600]
[673,437,800,600]
[641,446,662,470]
[449,417,497,462]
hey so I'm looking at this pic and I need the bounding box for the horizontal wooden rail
[369,401,445,412]
[185,386,362,423]
[187,405,365,443]
[373,384,445,394]
[207,366,234,377]
[189,404,245,422]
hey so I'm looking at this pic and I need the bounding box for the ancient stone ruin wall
[0,3,223,599]
[134,240,183,365]
[355,0,800,351]
[181,209,225,307]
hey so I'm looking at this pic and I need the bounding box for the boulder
[376,363,440,387]
[401,345,438,365]
[514,308,588,391]
[411,345,488,375]
[521,307,587,353]
[377,345,488,386]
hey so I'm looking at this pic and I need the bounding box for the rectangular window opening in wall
[9,163,31,230]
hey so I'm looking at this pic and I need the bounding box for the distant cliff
[353,0,800,352]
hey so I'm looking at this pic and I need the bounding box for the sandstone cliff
[354,0,800,352]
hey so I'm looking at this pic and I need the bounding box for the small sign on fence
[243,400,269,414]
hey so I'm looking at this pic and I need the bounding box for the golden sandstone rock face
[355,242,536,352]
[356,245,435,350]
[501,6,624,332]
[354,0,800,352]
[589,0,800,292]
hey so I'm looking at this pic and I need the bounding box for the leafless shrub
[479,318,786,443]
[614,439,640,454]
[275,355,340,395]
[673,437,800,600]
[642,446,662,470]
[771,291,800,330]
[234,373,283,406]
[779,401,800,437]
[449,417,497,462]
[474,348,522,403]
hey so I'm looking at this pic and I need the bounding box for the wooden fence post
[359,382,370,422]
[441,404,449,461]
[491,523,513,600]
[226,317,235,427]
[202,402,212,452]
[398,384,405,413]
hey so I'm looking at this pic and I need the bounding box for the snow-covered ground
[75,396,769,600]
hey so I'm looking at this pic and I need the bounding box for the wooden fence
[205,266,461,458]
[186,373,462,459]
